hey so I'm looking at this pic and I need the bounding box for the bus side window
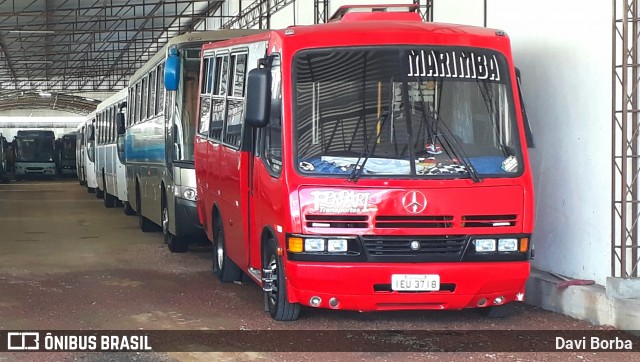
[198,56,215,135]
[224,53,247,148]
[262,56,282,176]
[209,54,228,141]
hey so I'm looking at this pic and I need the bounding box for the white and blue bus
[126,30,262,253]
[14,130,57,180]
[77,115,98,193]
[95,89,133,213]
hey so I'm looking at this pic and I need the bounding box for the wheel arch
[260,226,279,266]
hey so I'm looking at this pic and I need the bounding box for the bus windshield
[16,135,55,162]
[174,47,200,162]
[294,47,523,179]
[60,136,76,160]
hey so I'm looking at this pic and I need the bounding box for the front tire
[265,238,300,321]
[163,203,188,253]
[212,220,241,282]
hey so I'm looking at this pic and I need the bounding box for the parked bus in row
[186,4,535,320]
[94,89,132,213]
[14,130,57,180]
[125,29,264,253]
[56,132,77,177]
[0,133,9,183]
[75,124,85,185]
[77,116,98,193]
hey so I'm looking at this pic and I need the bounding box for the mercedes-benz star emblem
[410,241,421,251]
[402,191,427,214]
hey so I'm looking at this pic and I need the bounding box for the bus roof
[129,29,267,84]
[201,15,510,55]
[96,88,127,113]
[16,130,55,137]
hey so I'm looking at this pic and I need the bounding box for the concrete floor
[0,179,638,361]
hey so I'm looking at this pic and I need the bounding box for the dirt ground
[0,180,637,361]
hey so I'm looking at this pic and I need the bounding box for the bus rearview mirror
[245,68,271,128]
[165,48,180,91]
[515,67,534,148]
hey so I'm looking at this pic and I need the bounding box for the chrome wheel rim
[268,255,278,308]
[162,207,169,235]
[216,230,224,270]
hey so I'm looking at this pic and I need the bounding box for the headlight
[473,238,496,252]
[305,238,325,252]
[498,238,518,252]
[328,239,348,252]
[288,236,353,254]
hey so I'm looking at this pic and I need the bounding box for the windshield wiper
[412,78,481,182]
[347,109,391,183]
[424,111,481,182]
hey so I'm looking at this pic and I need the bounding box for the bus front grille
[362,235,466,261]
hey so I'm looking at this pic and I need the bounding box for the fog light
[182,188,197,201]
[477,298,487,307]
[493,296,505,305]
[309,296,322,307]
[329,297,340,308]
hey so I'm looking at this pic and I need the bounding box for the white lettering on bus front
[310,190,371,213]
[408,50,501,81]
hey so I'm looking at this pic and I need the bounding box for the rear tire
[265,238,300,321]
[123,201,136,216]
[137,188,156,232]
[96,186,104,199]
[103,179,116,208]
[163,203,188,253]
[212,220,241,282]
[87,187,95,194]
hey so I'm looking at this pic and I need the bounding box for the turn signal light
[519,238,529,253]
[288,237,303,253]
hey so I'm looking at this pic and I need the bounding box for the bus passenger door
[216,52,252,268]
[248,55,283,272]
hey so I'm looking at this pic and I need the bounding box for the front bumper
[284,261,529,312]
[175,197,204,236]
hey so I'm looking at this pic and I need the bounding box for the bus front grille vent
[462,214,517,227]
[375,215,453,228]
[305,214,369,228]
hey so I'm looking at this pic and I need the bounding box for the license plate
[391,274,440,291]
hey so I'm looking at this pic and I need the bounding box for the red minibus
[190,4,534,320]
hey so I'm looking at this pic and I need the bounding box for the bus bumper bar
[174,197,204,236]
[284,261,529,311]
